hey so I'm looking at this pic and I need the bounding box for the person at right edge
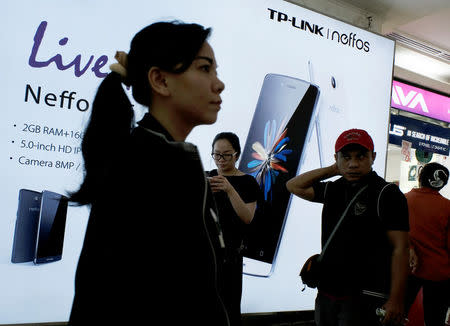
[404,162,450,326]
[286,129,410,326]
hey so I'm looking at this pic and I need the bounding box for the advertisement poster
[1,0,394,323]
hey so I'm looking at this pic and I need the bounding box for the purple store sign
[391,80,450,123]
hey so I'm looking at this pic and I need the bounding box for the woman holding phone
[208,132,261,326]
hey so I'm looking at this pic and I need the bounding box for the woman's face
[213,138,237,172]
[167,42,225,127]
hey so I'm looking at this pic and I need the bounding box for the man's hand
[382,230,409,325]
[381,299,407,325]
[409,247,418,273]
[286,163,340,201]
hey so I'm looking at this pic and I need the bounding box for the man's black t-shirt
[312,171,409,296]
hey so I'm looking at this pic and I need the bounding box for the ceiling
[338,0,450,92]
[339,0,449,50]
[287,0,450,93]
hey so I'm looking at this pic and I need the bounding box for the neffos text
[330,30,370,52]
[267,8,370,52]
[25,84,90,112]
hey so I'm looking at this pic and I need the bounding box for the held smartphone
[11,189,42,263]
[34,190,68,264]
[239,74,320,277]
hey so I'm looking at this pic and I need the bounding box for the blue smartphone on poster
[11,189,42,263]
[34,190,68,264]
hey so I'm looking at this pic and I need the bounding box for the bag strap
[377,183,394,219]
[317,184,368,262]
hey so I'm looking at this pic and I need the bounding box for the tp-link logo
[392,85,429,113]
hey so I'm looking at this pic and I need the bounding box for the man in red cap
[287,128,409,326]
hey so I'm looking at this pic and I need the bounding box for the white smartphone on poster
[239,73,320,277]
[311,62,350,167]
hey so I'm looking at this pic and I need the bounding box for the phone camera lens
[331,76,337,89]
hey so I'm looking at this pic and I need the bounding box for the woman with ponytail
[69,21,228,325]
[404,162,449,326]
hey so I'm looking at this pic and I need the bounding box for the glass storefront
[385,79,449,198]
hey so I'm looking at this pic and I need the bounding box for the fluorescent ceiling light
[395,45,450,84]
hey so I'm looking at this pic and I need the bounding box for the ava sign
[391,80,450,123]
[392,84,428,112]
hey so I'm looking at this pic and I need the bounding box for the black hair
[70,21,211,205]
[127,22,211,106]
[418,162,449,191]
[212,132,241,159]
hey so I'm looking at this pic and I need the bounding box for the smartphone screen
[11,189,42,263]
[239,74,319,276]
[34,191,68,264]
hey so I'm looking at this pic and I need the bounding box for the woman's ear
[147,67,170,97]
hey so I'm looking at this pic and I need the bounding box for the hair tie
[109,51,130,86]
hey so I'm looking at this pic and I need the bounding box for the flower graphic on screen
[247,118,292,200]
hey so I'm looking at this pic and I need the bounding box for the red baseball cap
[335,129,374,153]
